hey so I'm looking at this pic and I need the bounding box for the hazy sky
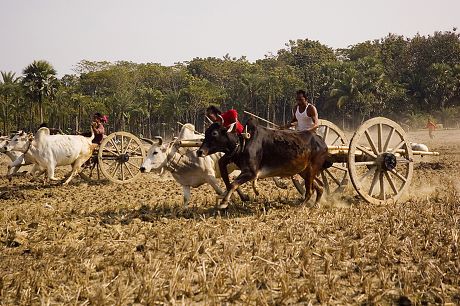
[1,0,459,76]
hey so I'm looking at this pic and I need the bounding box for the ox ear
[141,138,155,145]
[153,136,163,146]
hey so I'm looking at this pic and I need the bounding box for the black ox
[197,119,330,209]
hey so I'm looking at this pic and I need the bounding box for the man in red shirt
[91,112,107,144]
[206,106,244,133]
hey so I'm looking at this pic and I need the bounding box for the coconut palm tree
[22,60,58,124]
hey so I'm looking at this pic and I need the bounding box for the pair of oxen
[1,128,95,184]
[140,119,330,209]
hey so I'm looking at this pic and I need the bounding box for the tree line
[1,30,459,138]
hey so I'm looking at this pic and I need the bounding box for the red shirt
[219,109,244,134]
[426,121,436,130]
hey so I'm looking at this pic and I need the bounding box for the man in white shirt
[281,90,320,191]
[282,90,319,133]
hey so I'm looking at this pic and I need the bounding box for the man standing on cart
[281,90,319,133]
[91,112,108,145]
[280,90,320,189]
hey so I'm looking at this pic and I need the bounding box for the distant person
[206,106,244,134]
[281,90,319,133]
[426,119,436,139]
[91,113,108,144]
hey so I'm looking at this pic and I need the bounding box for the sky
[1,0,459,77]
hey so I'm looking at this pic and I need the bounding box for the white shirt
[295,104,314,131]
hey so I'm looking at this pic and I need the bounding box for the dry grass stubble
[0,129,459,305]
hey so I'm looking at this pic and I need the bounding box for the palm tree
[0,71,21,134]
[330,67,362,129]
[22,60,58,124]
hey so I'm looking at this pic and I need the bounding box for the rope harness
[162,139,198,173]
[23,134,34,155]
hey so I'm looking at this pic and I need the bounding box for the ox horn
[227,122,237,133]
[153,136,163,146]
[141,138,155,145]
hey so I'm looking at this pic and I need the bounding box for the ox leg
[207,176,225,196]
[7,166,19,182]
[182,185,191,207]
[46,164,60,181]
[292,177,306,196]
[312,179,323,205]
[63,159,86,185]
[252,180,260,196]
[218,155,249,202]
[220,171,256,209]
[63,172,76,185]
[235,187,250,202]
[218,155,231,190]
[300,169,315,206]
[7,155,25,181]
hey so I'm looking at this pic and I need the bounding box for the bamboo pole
[177,139,204,147]
[326,145,439,156]
[243,111,279,127]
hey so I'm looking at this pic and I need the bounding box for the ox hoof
[217,202,229,209]
[302,200,318,209]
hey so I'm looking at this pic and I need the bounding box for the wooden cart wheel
[79,154,104,182]
[98,132,146,184]
[317,119,349,194]
[348,117,413,204]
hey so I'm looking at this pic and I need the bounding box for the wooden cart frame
[316,117,438,204]
[179,117,439,205]
[80,131,146,183]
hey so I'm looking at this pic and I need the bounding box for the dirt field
[1,129,459,305]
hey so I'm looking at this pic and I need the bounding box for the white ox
[3,127,95,184]
[0,136,22,164]
[1,132,38,179]
[140,124,241,206]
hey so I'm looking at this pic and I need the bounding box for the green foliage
[22,60,59,124]
[1,30,460,136]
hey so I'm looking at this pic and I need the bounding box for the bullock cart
[178,116,439,205]
[79,131,146,183]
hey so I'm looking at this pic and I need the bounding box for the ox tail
[87,126,95,142]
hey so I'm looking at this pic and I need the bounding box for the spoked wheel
[348,117,413,204]
[79,154,103,182]
[316,120,349,194]
[98,132,146,184]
